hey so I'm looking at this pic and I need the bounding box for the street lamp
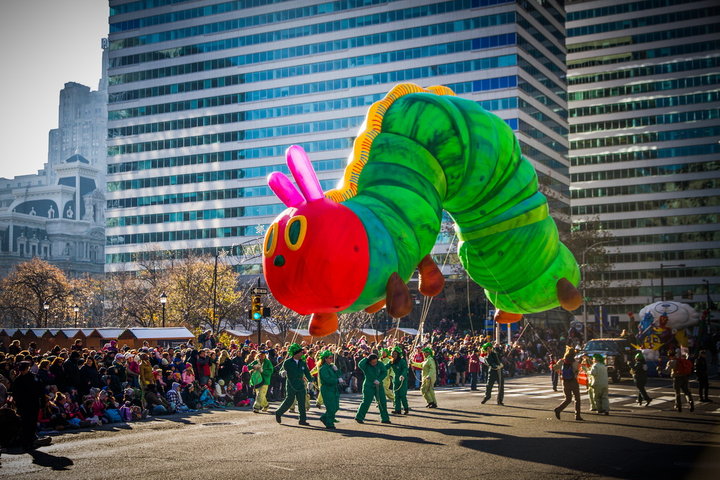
[659,263,685,302]
[43,302,49,328]
[159,292,167,328]
[73,305,80,328]
[581,240,615,342]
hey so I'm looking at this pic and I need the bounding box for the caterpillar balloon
[262,83,582,337]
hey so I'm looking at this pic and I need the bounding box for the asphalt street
[1,374,718,480]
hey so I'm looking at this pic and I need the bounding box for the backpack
[561,362,575,381]
[676,358,693,376]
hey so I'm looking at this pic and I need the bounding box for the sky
[0,0,108,179]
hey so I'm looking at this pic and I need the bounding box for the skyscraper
[567,0,719,319]
[106,0,569,280]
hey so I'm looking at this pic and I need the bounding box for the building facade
[566,0,719,319]
[106,0,570,282]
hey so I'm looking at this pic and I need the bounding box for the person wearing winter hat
[630,351,652,406]
[481,343,504,406]
[588,354,609,415]
[248,350,273,413]
[411,347,437,408]
[390,346,410,414]
[275,343,314,426]
[317,350,342,429]
[553,346,584,421]
[355,353,391,424]
[166,381,188,412]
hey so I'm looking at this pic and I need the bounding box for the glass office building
[106,0,569,276]
[567,0,719,318]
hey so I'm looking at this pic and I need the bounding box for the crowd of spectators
[0,322,570,440]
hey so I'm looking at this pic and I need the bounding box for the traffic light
[251,296,262,320]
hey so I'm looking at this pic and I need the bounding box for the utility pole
[212,249,219,331]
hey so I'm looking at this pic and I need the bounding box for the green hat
[482,342,493,350]
[392,346,403,354]
[422,347,433,355]
[593,354,604,363]
[381,348,390,356]
[288,343,303,356]
[635,352,644,360]
[318,350,333,360]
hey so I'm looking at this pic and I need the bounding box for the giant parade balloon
[262,83,582,336]
[636,301,699,350]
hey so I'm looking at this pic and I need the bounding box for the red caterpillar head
[262,146,369,315]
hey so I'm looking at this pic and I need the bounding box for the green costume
[412,348,437,407]
[248,356,273,412]
[380,349,395,401]
[275,344,314,424]
[319,358,342,428]
[390,355,409,413]
[355,356,390,423]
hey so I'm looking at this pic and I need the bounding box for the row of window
[105,242,267,265]
[567,39,720,70]
[567,23,720,54]
[109,93,384,137]
[568,74,720,102]
[107,161,343,207]
[569,56,720,87]
[108,115,364,156]
[570,108,720,134]
[569,90,720,118]
[587,230,720,247]
[110,0,385,33]
[110,0,197,15]
[572,197,719,216]
[107,137,352,186]
[570,143,720,167]
[107,206,250,227]
[571,179,718,199]
[109,0,505,49]
[566,0,694,21]
[519,120,567,156]
[111,2,505,67]
[573,213,718,230]
[110,20,515,86]
[519,142,568,176]
[108,53,518,104]
[606,248,720,265]
[570,125,720,150]
[106,225,266,248]
[571,160,719,182]
[518,78,567,119]
[567,6,715,38]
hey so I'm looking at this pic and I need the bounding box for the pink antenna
[286,145,324,202]
[268,171,304,208]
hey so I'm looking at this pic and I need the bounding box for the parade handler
[248,350,273,413]
[318,350,342,429]
[275,343,314,426]
[355,353,391,424]
[412,347,438,408]
[588,354,609,415]
[380,348,395,401]
[481,343,504,406]
[390,346,410,414]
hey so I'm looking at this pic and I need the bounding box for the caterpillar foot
[365,299,386,314]
[309,312,339,337]
[386,272,412,318]
[418,254,444,297]
[494,310,523,324]
[557,277,582,311]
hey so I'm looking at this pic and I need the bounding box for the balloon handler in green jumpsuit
[318,350,342,429]
[380,348,395,401]
[275,343,314,426]
[412,347,438,408]
[390,346,409,414]
[355,353,391,424]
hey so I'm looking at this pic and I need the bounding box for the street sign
[251,287,268,295]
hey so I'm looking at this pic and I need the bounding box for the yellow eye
[264,223,278,257]
[284,215,307,251]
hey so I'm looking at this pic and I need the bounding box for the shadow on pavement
[28,450,74,471]
[458,429,720,479]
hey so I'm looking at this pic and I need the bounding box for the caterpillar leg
[557,278,583,311]
[418,254,445,297]
[365,299,386,314]
[309,312,339,337]
[494,310,523,324]
[386,272,413,318]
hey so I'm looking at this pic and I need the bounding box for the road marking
[268,465,295,471]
